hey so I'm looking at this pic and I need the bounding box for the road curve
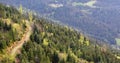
[10,21,32,56]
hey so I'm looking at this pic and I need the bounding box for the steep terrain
[0,4,32,62]
[0,0,120,45]
[0,4,120,63]
[9,20,32,56]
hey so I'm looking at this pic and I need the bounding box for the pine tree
[19,5,23,14]
[79,34,84,45]
[85,40,90,46]
[28,11,33,22]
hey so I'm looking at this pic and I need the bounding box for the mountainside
[0,4,120,63]
[0,0,120,45]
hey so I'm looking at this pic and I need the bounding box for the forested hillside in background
[0,4,120,63]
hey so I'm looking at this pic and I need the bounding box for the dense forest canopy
[1,0,120,45]
[0,3,120,63]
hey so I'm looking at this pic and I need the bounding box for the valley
[0,0,120,45]
[0,0,120,63]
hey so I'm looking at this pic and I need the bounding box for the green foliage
[79,34,84,45]
[19,5,23,14]
[43,38,49,46]
[0,4,26,52]
[0,20,13,51]
[0,3,120,63]
[16,19,120,63]
[28,11,33,22]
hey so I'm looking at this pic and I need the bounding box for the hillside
[0,4,32,61]
[1,0,120,45]
[0,4,120,63]
[0,3,27,52]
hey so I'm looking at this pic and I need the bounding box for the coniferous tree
[19,4,23,14]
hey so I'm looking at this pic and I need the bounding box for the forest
[0,3,120,63]
[0,4,26,52]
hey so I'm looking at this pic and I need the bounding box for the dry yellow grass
[115,55,120,59]
[12,23,21,31]
[58,53,67,61]
[1,18,11,25]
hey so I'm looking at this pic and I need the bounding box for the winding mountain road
[8,21,32,56]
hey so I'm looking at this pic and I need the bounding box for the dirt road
[10,21,32,56]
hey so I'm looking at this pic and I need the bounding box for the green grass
[115,38,120,46]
